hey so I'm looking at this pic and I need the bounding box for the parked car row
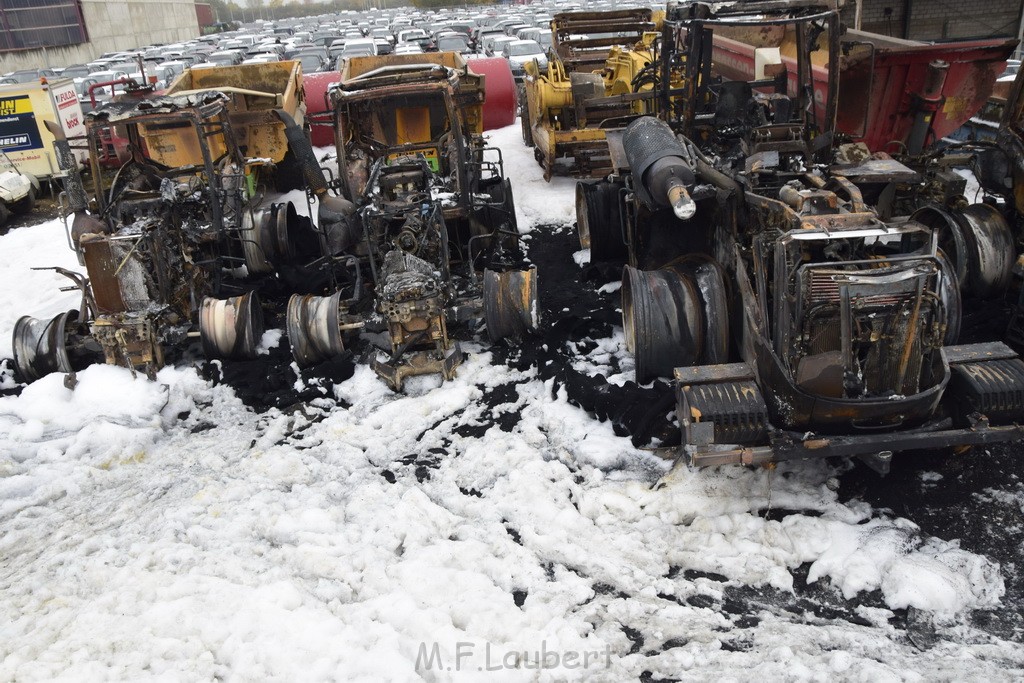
[0,1,646,135]
[4,0,630,102]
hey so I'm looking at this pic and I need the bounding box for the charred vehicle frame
[14,55,538,391]
[15,93,270,381]
[310,53,538,390]
[580,0,1024,471]
[12,64,357,383]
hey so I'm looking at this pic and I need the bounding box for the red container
[302,70,340,149]
[468,57,517,131]
[711,30,1016,152]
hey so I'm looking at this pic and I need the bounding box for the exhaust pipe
[43,120,106,250]
[622,117,698,220]
[665,176,696,221]
[273,110,358,254]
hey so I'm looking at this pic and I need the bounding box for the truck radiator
[794,259,943,398]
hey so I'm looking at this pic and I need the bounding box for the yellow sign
[0,96,33,117]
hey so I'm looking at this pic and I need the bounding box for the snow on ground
[568,327,636,387]
[0,218,84,359]
[486,125,578,232]
[1,121,1023,680]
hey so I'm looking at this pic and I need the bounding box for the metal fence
[0,0,88,52]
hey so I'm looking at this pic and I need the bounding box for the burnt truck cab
[13,93,267,380]
[582,0,1024,471]
[317,53,537,390]
[12,76,350,383]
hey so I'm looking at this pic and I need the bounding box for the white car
[158,60,189,83]
[482,35,516,57]
[394,42,424,55]
[340,38,378,59]
[78,70,132,102]
[502,39,548,79]
[396,28,429,44]
[242,53,281,64]
[59,64,92,98]
[206,50,244,66]
[0,153,36,225]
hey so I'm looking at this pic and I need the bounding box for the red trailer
[710,27,1016,154]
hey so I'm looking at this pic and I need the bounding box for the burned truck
[304,52,536,389]
[12,55,535,391]
[11,61,355,382]
[581,0,1024,470]
[12,82,321,381]
[909,59,1024,350]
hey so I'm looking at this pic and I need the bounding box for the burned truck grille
[793,258,944,398]
[806,269,907,308]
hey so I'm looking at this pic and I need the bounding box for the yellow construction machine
[521,8,682,180]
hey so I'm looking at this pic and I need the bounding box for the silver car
[502,39,548,80]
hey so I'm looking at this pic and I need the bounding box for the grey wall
[844,0,1021,41]
[1,0,200,73]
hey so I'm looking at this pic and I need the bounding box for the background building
[844,0,1021,42]
[0,0,203,73]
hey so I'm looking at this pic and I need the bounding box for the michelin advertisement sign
[0,95,44,152]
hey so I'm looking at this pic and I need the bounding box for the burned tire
[287,291,346,367]
[520,109,534,148]
[477,176,519,241]
[936,248,963,345]
[199,292,264,360]
[12,186,35,215]
[13,310,76,382]
[493,176,517,229]
[575,181,626,262]
[675,255,730,365]
[622,259,728,384]
[911,203,1014,298]
[623,266,702,383]
[484,266,538,342]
